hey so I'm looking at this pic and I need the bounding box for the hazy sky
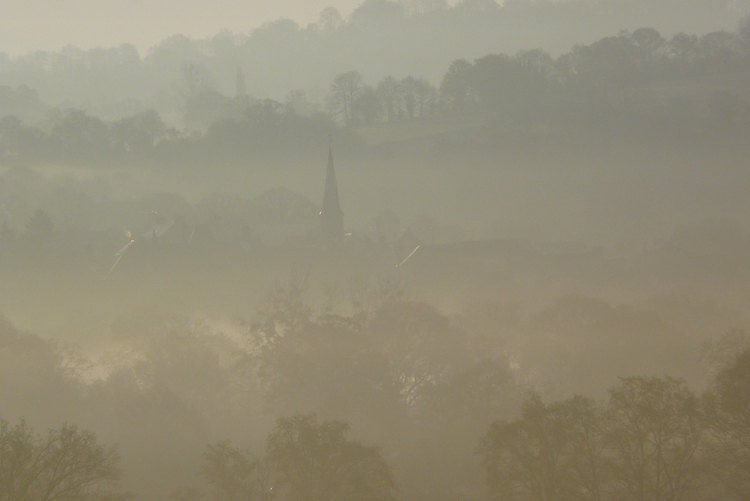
[0,0,383,57]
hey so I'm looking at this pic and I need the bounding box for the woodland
[2,1,750,501]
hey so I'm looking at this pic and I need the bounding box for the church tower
[319,139,344,247]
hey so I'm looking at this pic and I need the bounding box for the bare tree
[0,420,121,501]
[439,59,475,112]
[353,85,382,124]
[479,394,578,501]
[400,76,419,120]
[704,349,750,498]
[606,377,706,501]
[376,76,401,122]
[414,77,436,118]
[266,414,396,501]
[201,441,272,501]
[328,71,364,126]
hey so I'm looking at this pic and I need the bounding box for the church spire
[320,136,344,246]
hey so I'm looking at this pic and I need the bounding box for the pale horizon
[1,0,376,57]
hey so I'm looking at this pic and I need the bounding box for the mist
[2,1,750,501]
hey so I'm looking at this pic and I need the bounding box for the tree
[415,78,436,118]
[480,380,707,501]
[0,115,43,161]
[246,99,284,130]
[366,300,470,408]
[48,109,112,161]
[265,414,396,501]
[632,27,665,59]
[376,76,401,122]
[478,394,577,501]
[181,63,217,98]
[570,34,643,106]
[667,33,700,62]
[353,85,383,124]
[606,377,706,501]
[349,0,405,27]
[0,420,121,501]
[471,53,550,124]
[328,71,364,126]
[399,77,434,119]
[419,358,518,430]
[317,7,343,32]
[400,76,418,119]
[112,110,166,154]
[704,349,750,497]
[564,396,607,501]
[202,441,271,501]
[253,309,397,420]
[439,59,475,112]
[699,329,750,378]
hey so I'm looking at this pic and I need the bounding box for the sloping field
[353,116,483,146]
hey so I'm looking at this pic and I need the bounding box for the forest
[2,1,750,500]
[1,21,750,165]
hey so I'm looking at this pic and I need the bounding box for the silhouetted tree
[397,76,434,119]
[701,329,750,377]
[317,7,344,32]
[181,63,217,98]
[0,420,121,501]
[705,349,750,498]
[367,300,470,407]
[479,394,577,501]
[400,76,420,119]
[414,78,435,118]
[350,0,406,27]
[376,76,401,122]
[328,71,364,126]
[246,99,284,130]
[667,33,700,62]
[266,414,396,501]
[202,441,271,501]
[470,53,551,124]
[353,85,383,124]
[112,109,166,153]
[606,376,706,501]
[570,33,643,105]
[440,59,475,112]
[47,109,112,161]
[565,396,607,501]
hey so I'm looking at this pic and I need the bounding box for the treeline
[0,103,338,168]
[0,0,743,114]
[2,24,750,168]
[480,366,750,501]
[0,413,396,501]
[6,363,750,501]
[1,282,749,500]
